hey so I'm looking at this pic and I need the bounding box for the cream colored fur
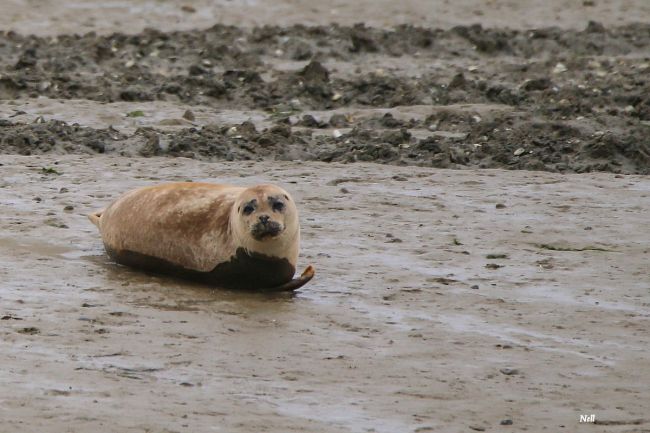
[89,182,300,272]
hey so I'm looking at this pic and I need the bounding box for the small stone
[471,285,479,290]
[331,92,342,101]
[513,147,525,156]
[125,60,135,68]
[329,114,348,127]
[552,63,567,74]
[181,5,196,13]
[500,419,513,425]
[499,368,519,375]
[332,129,343,139]
[469,426,486,432]
[139,134,161,157]
[182,110,195,121]
[495,203,506,209]
[340,187,349,194]
[63,205,74,211]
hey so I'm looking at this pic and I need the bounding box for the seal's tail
[88,209,104,228]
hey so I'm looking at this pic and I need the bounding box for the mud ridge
[1,22,649,174]
[1,117,647,174]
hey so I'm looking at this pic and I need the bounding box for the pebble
[332,129,343,139]
[182,110,195,121]
[471,285,479,290]
[499,368,519,375]
[552,63,567,74]
[513,147,525,156]
[500,419,514,425]
[495,203,506,209]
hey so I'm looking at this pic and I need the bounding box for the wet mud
[2,1,650,432]
[1,22,649,173]
[1,155,649,433]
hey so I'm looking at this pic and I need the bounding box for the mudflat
[1,1,649,432]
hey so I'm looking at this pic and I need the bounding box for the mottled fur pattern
[89,182,300,274]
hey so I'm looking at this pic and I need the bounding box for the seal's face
[235,185,295,242]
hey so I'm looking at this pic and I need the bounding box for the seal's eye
[242,204,255,215]
[272,201,285,212]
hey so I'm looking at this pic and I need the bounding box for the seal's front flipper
[267,265,315,292]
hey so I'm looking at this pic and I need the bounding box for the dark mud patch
[1,22,649,174]
[1,117,647,174]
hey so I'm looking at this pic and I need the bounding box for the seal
[88,182,314,291]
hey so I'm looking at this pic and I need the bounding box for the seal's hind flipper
[267,265,315,292]
[88,209,104,228]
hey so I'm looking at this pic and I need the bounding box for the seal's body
[89,182,314,291]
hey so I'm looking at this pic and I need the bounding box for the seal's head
[231,185,300,260]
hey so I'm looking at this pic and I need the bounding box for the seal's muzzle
[251,217,283,241]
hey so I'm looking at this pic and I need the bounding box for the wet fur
[89,182,304,289]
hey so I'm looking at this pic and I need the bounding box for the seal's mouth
[251,221,283,241]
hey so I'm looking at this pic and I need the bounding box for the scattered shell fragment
[332,129,343,138]
[513,148,525,156]
[552,63,567,74]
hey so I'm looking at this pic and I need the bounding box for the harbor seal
[88,182,314,291]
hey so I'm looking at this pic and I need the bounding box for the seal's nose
[259,215,270,224]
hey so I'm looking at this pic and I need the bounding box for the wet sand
[1,155,649,432]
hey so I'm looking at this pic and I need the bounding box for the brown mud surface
[1,21,649,173]
[1,1,650,432]
[1,155,649,433]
